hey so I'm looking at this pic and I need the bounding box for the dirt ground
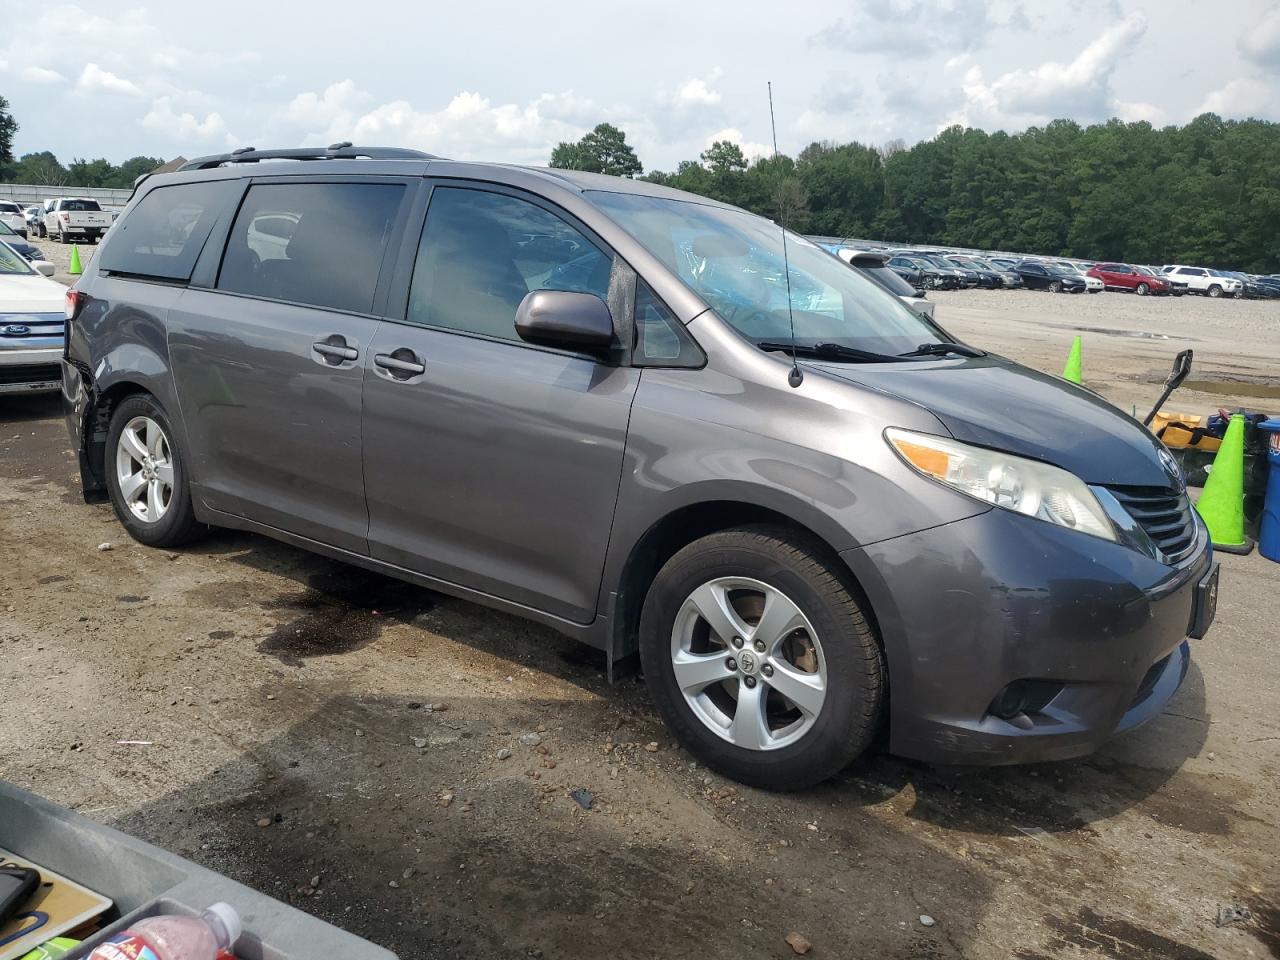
[2,251,1279,959]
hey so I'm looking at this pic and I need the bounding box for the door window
[407,187,612,342]
[217,181,405,314]
[633,283,703,367]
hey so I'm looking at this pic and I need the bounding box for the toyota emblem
[1158,447,1183,488]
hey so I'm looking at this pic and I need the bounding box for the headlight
[886,428,1116,542]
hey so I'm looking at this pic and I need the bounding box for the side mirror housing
[34,261,56,277]
[515,290,616,356]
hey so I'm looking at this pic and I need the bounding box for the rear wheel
[106,395,207,548]
[639,526,884,790]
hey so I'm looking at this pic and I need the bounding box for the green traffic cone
[68,244,83,275]
[1194,413,1253,554]
[1062,336,1082,384]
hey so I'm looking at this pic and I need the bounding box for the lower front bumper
[0,346,63,394]
[841,507,1212,766]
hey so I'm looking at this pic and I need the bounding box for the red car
[1087,262,1170,295]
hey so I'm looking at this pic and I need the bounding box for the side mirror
[34,261,56,277]
[515,290,616,356]
[1168,349,1193,389]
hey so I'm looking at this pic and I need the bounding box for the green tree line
[555,114,1280,274]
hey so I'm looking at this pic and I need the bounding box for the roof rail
[177,143,442,171]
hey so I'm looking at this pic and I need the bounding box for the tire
[1208,284,1222,298]
[1048,280,1062,293]
[1136,282,1149,296]
[638,525,884,790]
[105,394,207,548]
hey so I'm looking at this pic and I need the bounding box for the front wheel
[1207,284,1222,298]
[106,394,207,547]
[1136,282,1149,296]
[639,526,884,790]
[1048,280,1062,293]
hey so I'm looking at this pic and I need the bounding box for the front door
[169,178,410,554]
[361,184,639,623]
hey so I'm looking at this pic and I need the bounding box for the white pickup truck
[41,197,112,244]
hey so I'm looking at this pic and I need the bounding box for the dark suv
[62,145,1217,789]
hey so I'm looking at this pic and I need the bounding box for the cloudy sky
[2,0,1278,172]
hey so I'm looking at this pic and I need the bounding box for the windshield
[588,191,941,354]
[1044,263,1077,277]
[0,243,34,275]
[0,221,15,236]
[61,199,101,212]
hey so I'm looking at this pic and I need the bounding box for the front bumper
[841,506,1213,765]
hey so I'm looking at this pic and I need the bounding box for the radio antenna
[769,81,802,388]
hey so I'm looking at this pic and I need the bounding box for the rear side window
[99,182,230,281]
[217,182,404,314]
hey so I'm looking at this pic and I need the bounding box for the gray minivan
[62,145,1217,789]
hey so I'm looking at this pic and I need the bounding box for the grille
[1107,485,1198,562]
[0,364,61,386]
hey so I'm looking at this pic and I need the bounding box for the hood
[809,354,1176,487]
[0,273,66,313]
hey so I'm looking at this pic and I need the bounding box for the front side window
[407,187,612,342]
[0,243,33,275]
[218,182,405,313]
[633,283,702,367]
[99,181,231,281]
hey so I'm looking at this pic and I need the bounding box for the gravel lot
[2,248,1278,959]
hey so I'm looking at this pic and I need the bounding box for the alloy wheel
[115,416,175,523]
[670,577,827,751]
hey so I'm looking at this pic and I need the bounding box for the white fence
[0,183,133,208]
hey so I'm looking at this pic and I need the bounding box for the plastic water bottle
[86,903,241,960]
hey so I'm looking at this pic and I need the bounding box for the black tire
[1048,280,1062,293]
[105,394,207,548]
[1136,282,1149,296]
[1207,284,1222,298]
[639,525,884,790]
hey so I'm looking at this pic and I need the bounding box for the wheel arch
[77,379,160,502]
[604,497,884,682]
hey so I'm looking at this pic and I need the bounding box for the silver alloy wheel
[671,576,827,751]
[116,416,175,523]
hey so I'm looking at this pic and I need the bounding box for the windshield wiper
[899,342,986,359]
[756,341,902,363]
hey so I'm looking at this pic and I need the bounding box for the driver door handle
[374,350,426,378]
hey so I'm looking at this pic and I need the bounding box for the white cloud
[140,97,232,144]
[674,76,722,107]
[947,12,1147,127]
[283,79,370,129]
[1239,7,1280,71]
[814,0,1026,59]
[1197,77,1276,118]
[21,66,65,84]
[307,89,602,165]
[1111,98,1166,125]
[78,63,143,97]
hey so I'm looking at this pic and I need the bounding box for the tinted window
[61,199,101,211]
[860,262,918,297]
[99,181,230,281]
[0,202,20,213]
[633,283,702,367]
[218,182,404,314]
[1024,264,1045,275]
[408,187,611,341]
